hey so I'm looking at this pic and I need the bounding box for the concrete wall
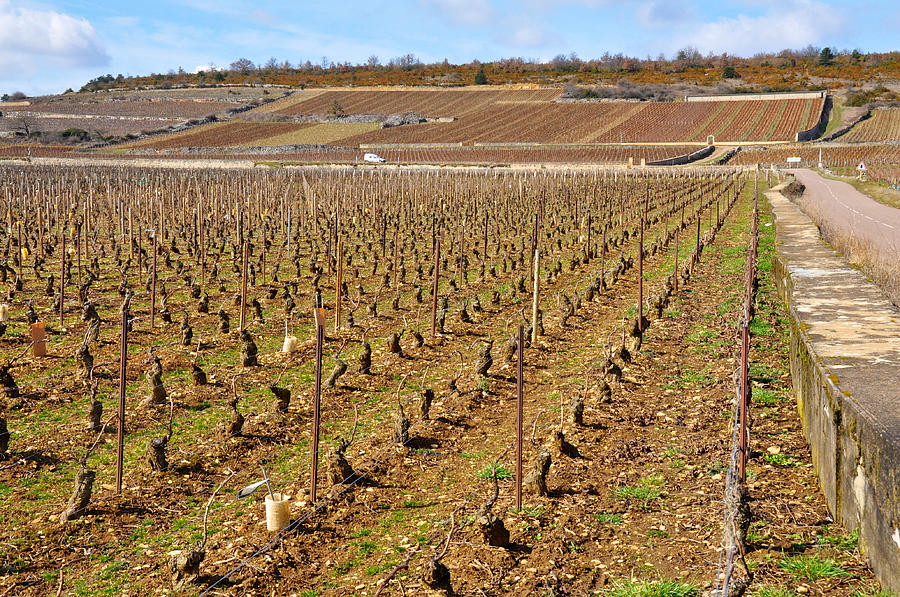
[796,95,832,142]
[768,187,900,593]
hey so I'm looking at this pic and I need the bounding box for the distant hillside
[73,49,900,94]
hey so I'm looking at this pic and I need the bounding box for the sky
[1,0,899,96]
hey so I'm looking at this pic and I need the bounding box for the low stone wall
[685,91,826,102]
[818,108,872,143]
[646,144,714,166]
[768,187,900,593]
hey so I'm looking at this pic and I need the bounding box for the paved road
[788,168,900,259]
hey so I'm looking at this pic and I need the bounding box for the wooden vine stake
[239,241,248,332]
[638,203,644,332]
[311,307,325,503]
[116,294,131,494]
[59,233,65,330]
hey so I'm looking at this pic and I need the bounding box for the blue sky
[2,0,899,96]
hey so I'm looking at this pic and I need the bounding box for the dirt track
[789,168,900,261]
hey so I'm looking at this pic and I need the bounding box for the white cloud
[0,1,109,78]
[678,1,844,56]
[636,1,693,28]
[420,0,495,26]
[499,23,561,48]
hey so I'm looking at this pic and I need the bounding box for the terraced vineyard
[0,87,278,140]
[111,144,705,165]
[270,88,563,118]
[124,121,317,149]
[332,96,825,146]
[840,107,900,142]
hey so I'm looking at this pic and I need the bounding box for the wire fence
[713,174,760,596]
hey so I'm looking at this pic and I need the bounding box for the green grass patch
[777,554,849,581]
[764,453,802,467]
[606,579,699,597]
[663,368,713,389]
[816,527,859,550]
[751,588,798,597]
[752,387,782,406]
[477,463,512,480]
[594,512,623,524]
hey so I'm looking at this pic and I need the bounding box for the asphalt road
[788,168,900,258]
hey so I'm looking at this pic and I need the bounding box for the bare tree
[229,58,255,73]
[14,115,34,137]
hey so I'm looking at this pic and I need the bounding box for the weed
[606,578,699,597]
[514,504,544,517]
[706,461,727,476]
[477,463,512,480]
[663,369,713,389]
[615,486,661,501]
[751,588,798,597]
[567,541,585,553]
[752,388,781,406]
[749,318,772,336]
[594,512,623,524]
[777,554,849,581]
[331,558,359,575]
[764,453,802,467]
[357,540,378,555]
[365,560,395,575]
[816,527,859,550]
[402,499,428,508]
[663,446,681,458]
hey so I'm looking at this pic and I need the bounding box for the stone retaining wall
[768,187,900,592]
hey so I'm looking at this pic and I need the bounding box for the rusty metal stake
[150,230,157,328]
[311,308,325,503]
[335,240,343,332]
[673,225,679,294]
[516,324,524,511]
[430,233,440,337]
[638,206,644,332]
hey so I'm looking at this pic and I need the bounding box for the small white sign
[856,162,867,171]
[786,157,802,164]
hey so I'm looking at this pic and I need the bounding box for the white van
[363,153,386,163]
